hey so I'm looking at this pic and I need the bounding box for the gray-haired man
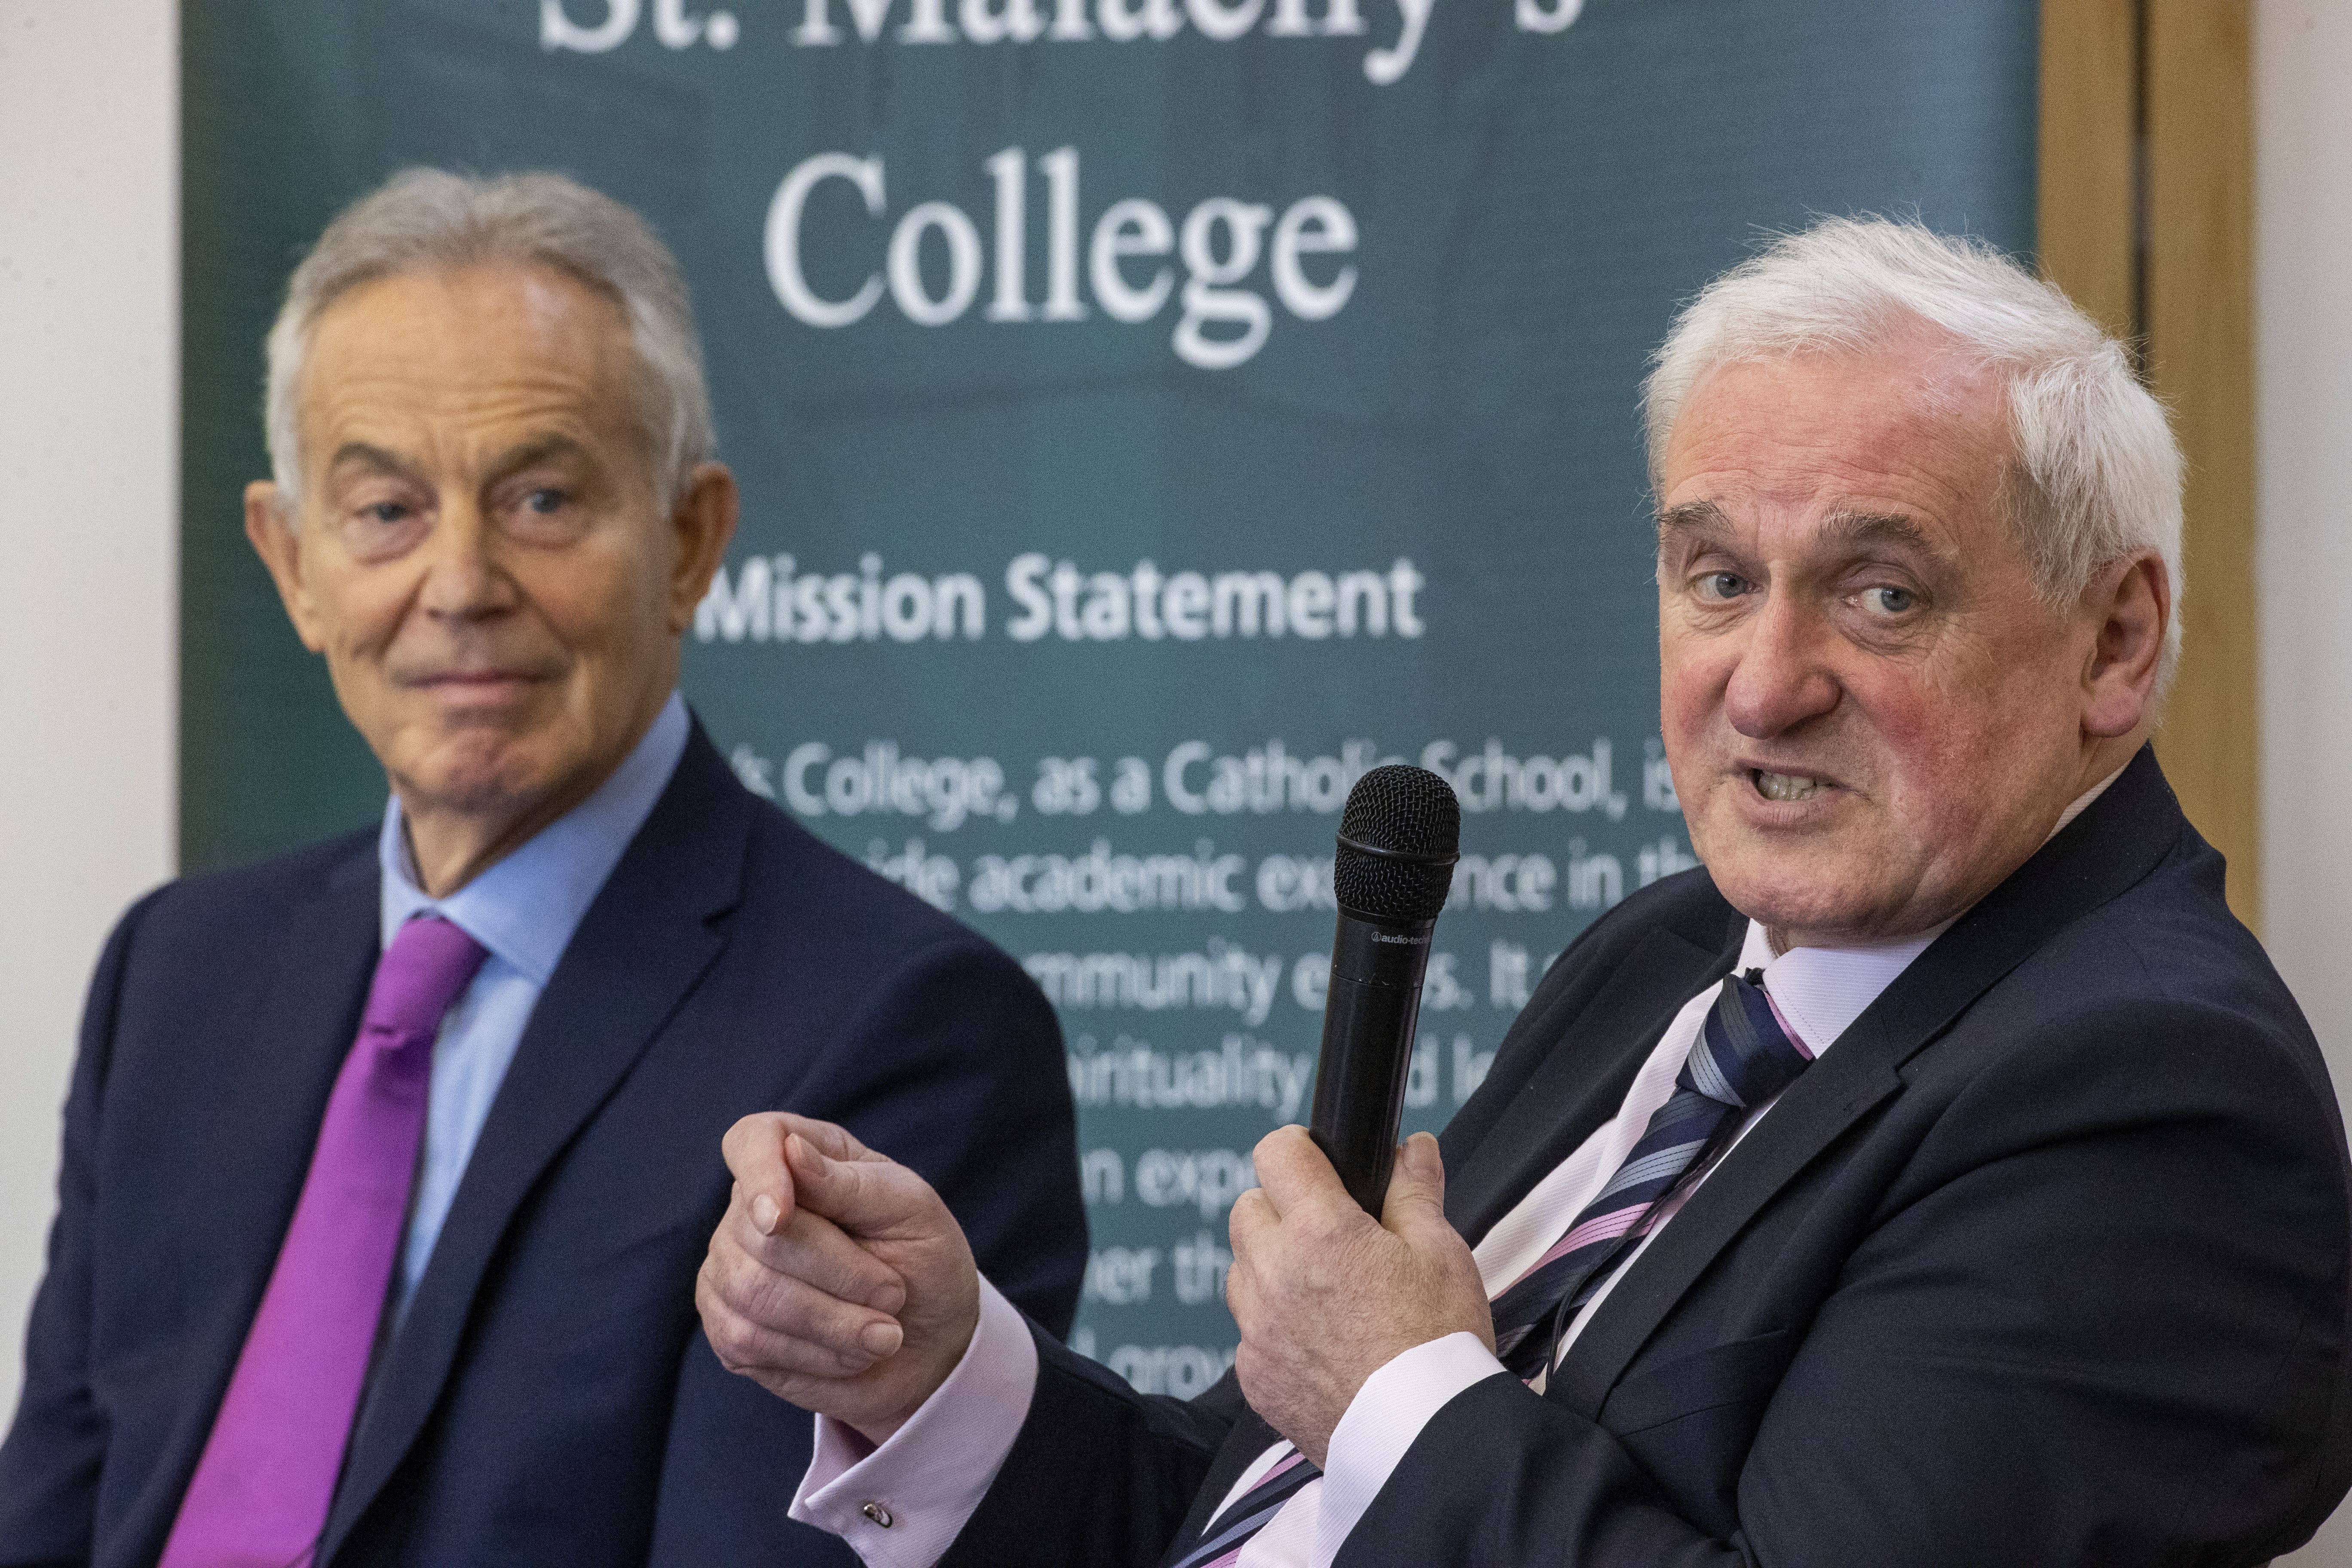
[698,218,2352,1566]
[0,169,1087,1568]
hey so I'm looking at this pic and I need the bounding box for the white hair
[263,168,713,511]
[1644,216,2184,683]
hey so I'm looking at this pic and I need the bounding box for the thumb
[720,1113,798,1237]
[1379,1131,1448,1236]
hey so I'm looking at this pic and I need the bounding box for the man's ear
[663,462,741,636]
[2082,549,2169,739]
[245,481,330,654]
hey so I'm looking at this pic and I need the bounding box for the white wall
[2258,4,2352,1562]
[2257,8,2352,1063]
[0,0,179,1425]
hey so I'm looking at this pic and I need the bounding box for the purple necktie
[160,914,487,1568]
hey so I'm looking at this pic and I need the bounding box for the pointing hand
[697,1113,980,1442]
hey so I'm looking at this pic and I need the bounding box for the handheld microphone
[1308,764,1461,1215]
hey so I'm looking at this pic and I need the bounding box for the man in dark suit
[0,168,1086,1568]
[695,217,2352,1565]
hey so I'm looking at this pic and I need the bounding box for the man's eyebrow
[1817,510,1944,557]
[1656,499,1732,542]
[484,433,596,481]
[1654,503,1948,559]
[326,441,423,483]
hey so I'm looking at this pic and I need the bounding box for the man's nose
[1721,590,1840,738]
[415,501,516,621]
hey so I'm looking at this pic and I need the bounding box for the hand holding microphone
[1225,764,1489,1465]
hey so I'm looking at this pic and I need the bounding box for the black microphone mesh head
[1333,765,1460,921]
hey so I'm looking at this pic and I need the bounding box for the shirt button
[861,1501,894,1528]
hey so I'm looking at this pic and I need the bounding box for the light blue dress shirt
[377,692,689,1313]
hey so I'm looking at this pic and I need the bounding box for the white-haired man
[696,217,2352,1565]
[0,170,1087,1568]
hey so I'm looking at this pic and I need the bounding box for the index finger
[779,1114,885,1165]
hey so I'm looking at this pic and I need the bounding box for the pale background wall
[2257,5,2352,1098]
[2263,2,2352,1550]
[2,0,2349,1553]
[0,0,180,1423]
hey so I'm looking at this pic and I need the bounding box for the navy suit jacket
[944,748,2352,1567]
[0,723,1088,1568]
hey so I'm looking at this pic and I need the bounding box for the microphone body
[1310,907,1437,1213]
[1307,766,1461,1214]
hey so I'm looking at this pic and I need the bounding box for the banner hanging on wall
[182,0,2036,1386]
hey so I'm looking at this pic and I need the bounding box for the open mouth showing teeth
[1752,770,1825,802]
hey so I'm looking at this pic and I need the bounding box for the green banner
[182,0,2036,1387]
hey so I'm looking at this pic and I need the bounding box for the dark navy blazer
[943,748,2352,1567]
[0,723,1088,1568]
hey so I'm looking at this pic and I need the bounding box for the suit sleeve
[1340,998,2351,1566]
[0,891,159,1568]
[938,1328,1246,1568]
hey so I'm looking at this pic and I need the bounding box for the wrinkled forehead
[303,263,636,398]
[1657,339,2016,544]
[1675,329,2008,450]
[295,263,648,462]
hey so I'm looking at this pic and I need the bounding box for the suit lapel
[322,727,755,1553]
[1547,745,2187,1416]
[1445,913,1742,1248]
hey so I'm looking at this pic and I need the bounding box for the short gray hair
[1644,216,2184,682]
[264,168,714,510]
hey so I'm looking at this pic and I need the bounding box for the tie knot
[365,915,490,1039]
[1683,973,1812,1110]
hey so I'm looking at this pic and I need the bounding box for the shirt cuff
[789,1275,1041,1568]
[1311,1331,1507,1567]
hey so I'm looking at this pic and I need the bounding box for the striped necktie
[1486,969,1812,1376]
[1165,969,1810,1568]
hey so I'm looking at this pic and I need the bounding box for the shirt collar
[378,693,691,984]
[1736,919,1943,1059]
[1734,764,2126,1056]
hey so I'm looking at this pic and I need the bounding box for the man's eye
[339,497,428,562]
[522,488,567,514]
[1696,571,1751,602]
[1862,585,1917,616]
